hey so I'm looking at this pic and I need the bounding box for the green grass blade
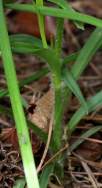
[67,91,102,133]
[20,67,49,86]
[0,1,39,188]
[10,31,102,79]
[0,89,8,97]
[35,0,48,48]
[10,28,102,81]
[69,126,102,153]
[55,18,64,57]
[48,0,70,9]
[48,0,84,29]
[63,52,79,65]
[28,120,48,143]
[71,28,102,79]
[10,34,43,54]
[13,178,26,188]
[4,33,63,151]
[10,34,43,48]
[53,86,63,151]
[5,4,102,27]
[39,164,54,188]
[62,68,88,113]
[0,67,49,98]
[10,36,62,76]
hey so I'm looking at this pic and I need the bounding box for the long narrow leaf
[35,0,48,48]
[13,178,26,188]
[48,0,70,9]
[63,68,88,113]
[39,164,54,188]
[48,0,84,29]
[10,34,61,73]
[63,52,79,65]
[10,34,43,48]
[71,28,102,79]
[6,4,102,27]
[0,1,39,188]
[0,89,8,97]
[69,125,102,153]
[67,91,102,133]
[0,68,49,98]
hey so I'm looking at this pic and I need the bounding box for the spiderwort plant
[0,0,102,187]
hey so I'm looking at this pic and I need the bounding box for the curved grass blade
[71,28,102,79]
[63,52,79,65]
[69,125,102,153]
[10,31,102,78]
[0,89,8,97]
[10,34,43,48]
[13,178,26,188]
[20,67,49,86]
[0,68,49,98]
[35,0,48,48]
[10,34,62,82]
[48,0,70,9]
[39,164,54,188]
[10,34,43,53]
[48,0,84,29]
[10,34,63,151]
[67,91,102,133]
[62,68,88,113]
[6,4,102,28]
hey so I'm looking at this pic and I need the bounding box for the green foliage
[39,164,54,188]
[13,178,26,188]
[0,0,102,187]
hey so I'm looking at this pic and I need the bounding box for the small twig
[0,118,11,127]
[67,171,102,177]
[70,155,102,169]
[72,152,99,188]
[71,135,102,144]
[41,143,69,171]
[81,160,99,188]
[90,63,101,77]
[37,112,54,173]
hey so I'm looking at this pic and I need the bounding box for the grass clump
[0,0,102,187]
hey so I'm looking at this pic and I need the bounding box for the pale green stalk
[36,0,48,48]
[0,1,39,188]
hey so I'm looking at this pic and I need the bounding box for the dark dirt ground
[0,0,102,187]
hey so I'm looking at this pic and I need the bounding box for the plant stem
[36,0,48,48]
[51,65,63,151]
[0,1,39,188]
[55,18,64,57]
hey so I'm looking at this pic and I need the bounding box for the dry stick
[68,157,86,184]
[41,143,69,171]
[71,135,102,144]
[90,63,101,77]
[67,171,102,177]
[71,154,102,169]
[81,161,99,188]
[0,118,11,127]
[73,152,99,188]
[37,112,54,173]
